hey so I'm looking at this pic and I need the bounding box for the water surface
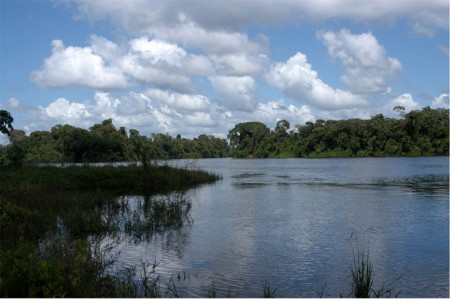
[112,157,449,297]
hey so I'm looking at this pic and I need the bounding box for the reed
[350,250,374,298]
[0,164,219,196]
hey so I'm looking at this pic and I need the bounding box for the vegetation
[0,110,13,136]
[228,107,449,158]
[0,118,229,167]
[1,107,447,166]
[0,163,219,297]
[0,107,441,296]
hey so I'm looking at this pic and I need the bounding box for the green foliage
[0,162,218,297]
[229,107,449,158]
[1,107,446,165]
[0,110,14,136]
[0,119,230,166]
[228,121,271,157]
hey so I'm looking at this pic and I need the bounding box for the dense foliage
[0,119,229,166]
[228,107,449,158]
[0,107,448,165]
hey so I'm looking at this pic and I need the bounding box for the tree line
[228,107,449,158]
[0,106,448,165]
[0,118,229,166]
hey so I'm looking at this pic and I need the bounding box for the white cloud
[253,100,315,127]
[117,37,194,92]
[154,21,269,55]
[318,29,402,94]
[41,97,91,120]
[90,34,123,62]
[209,75,257,112]
[391,93,421,111]
[75,0,448,37]
[8,97,20,108]
[379,93,421,118]
[30,40,129,89]
[34,89,231,138]
[116,92,152,116]
[209,53,268,76]
[32,36,199,93]
[145,89,210,111]
[432,93,449,108]
[265,52,368,110]
[129,37,187,67]
[182,54,215,76]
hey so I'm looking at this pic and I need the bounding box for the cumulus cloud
[432,93,449,108]
[31,40,129,89]
[390,93,420,110]
[117,37,195,92]
[209,53,268,76]
[265,52,368,110]
[253,100,315,127]
[209,75,257,112]
[129,37,187,67]
[182,54,215,76]
[35,89,231,137]
[31,36,200,93]
[75,0,448,37]
[318,29,402,94]
[41,97,91,120]
[145,89,211,112]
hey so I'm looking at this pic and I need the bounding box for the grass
[0,164,219,297]
[350,251,374,298]
[0,164,220,196]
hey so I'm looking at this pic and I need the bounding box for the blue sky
[0,0,448,143]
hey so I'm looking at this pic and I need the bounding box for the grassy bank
[0,164,219,297]
[0,164,220,196]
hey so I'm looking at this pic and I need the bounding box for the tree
[275,119,290,136]
[228,122,270,157]
[393,105,405,118]
[0,110,14,135]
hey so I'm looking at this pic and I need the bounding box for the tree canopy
[0,110,14,136]
[0,107,448,166]
[227,107,448,158]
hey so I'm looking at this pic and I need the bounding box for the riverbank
[0,164,219,297]
[0,164,220,195]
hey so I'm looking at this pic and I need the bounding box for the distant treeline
[0,119,229,166]
[229,107,449,158]
[0,107,448,165]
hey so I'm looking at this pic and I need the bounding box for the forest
[0,106,448,166]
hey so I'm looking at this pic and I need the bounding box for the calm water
[112,157,449,297]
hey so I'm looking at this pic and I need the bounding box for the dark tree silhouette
[0,110,14,135]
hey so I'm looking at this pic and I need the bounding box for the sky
[0,0,449,144]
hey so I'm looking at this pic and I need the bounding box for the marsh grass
[0,164,218,297]
[0,164,219,196]
[263,280,278,298]
[350,251,374,298]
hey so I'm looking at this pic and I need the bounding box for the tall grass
[350,251,374,298]
[0,164,219,297]
[0,164,219,196]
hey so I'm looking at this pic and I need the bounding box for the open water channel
[108,157,449,297]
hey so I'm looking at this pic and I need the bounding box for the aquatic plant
[350,250,374,298]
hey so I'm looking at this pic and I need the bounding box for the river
[110,157,449,297]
